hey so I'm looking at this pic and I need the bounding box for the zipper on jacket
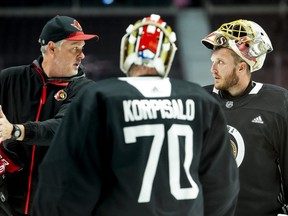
[24,64,68,214]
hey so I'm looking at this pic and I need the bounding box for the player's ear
[238,61,248,73]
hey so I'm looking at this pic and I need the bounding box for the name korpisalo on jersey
[123,99,195,122]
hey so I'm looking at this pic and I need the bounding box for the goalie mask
[120,14,177,77]
[201,19,273,72]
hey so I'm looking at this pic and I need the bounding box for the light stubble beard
[215,67,239,91]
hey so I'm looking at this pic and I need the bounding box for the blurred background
[0,0,287,88]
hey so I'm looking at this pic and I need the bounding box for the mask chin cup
[123,54,165,76]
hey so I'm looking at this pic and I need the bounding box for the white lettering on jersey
[123,99,195,122]
[123,124,199,202]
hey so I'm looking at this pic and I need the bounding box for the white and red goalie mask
[120,14,177,77]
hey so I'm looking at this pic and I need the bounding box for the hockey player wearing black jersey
[32,14,239,216]
[202,19,288,216]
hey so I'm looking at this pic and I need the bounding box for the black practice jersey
[33,77,239,216]
[206,81,288,216]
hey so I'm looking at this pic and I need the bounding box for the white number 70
[123,124,199,203]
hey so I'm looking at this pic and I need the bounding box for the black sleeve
[200,101,239,216]
[32,86,102,216]
[22,119,61,146]
[277,91,288,208]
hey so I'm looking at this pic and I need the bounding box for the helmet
[202,19,273,72]
[120,14,177,77]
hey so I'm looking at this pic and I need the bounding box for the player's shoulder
[169,79,214,96]
[168,78,200,90]
[202,84,214,93]
[170,78,200,86]
[261,82,287,93]
[170,79,221,104]
[1,64,28,76]
[81,77,139,97]
[82,77,119,92]
[252,82,288,115]
[85,77,218,100]
[256,82,288,101]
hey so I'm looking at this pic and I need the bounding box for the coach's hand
[0,106,13,142]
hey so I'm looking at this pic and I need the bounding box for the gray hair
[40,40,65,55]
